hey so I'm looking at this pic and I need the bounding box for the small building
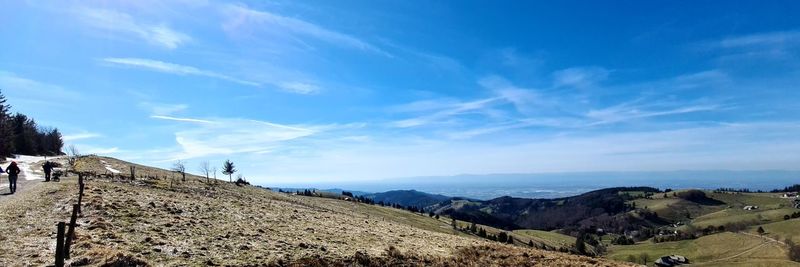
[655,255,690,267]
[743,205,759,211]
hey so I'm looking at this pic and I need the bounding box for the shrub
[788,239,800,262]
[235,177,250,186]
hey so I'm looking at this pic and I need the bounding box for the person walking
[6,161,21,194]
[43,161,53,182]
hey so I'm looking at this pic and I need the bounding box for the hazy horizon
[267,169,800,200]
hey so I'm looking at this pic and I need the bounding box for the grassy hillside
[610,189,800,266]
[0,156,631,266]
[756,218,800,243]
[608,232,797,266]
[439,187,663,231]
[513,230,577,248]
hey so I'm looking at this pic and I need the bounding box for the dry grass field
[0,156,632,266]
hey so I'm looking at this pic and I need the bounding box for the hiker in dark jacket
[43,161,53,182]
[6,161,21,194]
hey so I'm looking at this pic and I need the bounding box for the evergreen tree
[497,232,508,243]
[222,159,236,182]
[575,234,588,255]
[0,90,12,157]
[0,91,63,156]
[11,114,35,155]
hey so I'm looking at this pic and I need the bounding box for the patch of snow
[4,155,66,181]
[105,166,121,174]
[99,159,122,174]
[12,155,46,181]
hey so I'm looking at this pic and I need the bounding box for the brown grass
[2,156,633,266]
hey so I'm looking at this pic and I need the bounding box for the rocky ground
[0,156,634,266]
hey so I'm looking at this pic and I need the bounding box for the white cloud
[154,116,316,160]
[77,145,120,155]
[552,67,610,88]
[0,71,80,103]
[151,115,213,124]
[101,58,260,86]
[75,8,191,49]
[586,101,720,125]
[0,71,74,97]
[139,102,188,116]
[718,31,800,49]
[671,70,730,89]
[389,97,501,128]
[278,82,320,94]
[63,132,102,142]
[222,5,390,56]
[229,122,800,183]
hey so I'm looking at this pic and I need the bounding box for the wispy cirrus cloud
[151,115,214,124]
[75,8,191,49]
[388,69,725,140]
[63,132,103,142]
[76,144,120,155]
[552,66,610,88]
[0,71,80,102]
[139,102,189,116]
[152,115,316,160]
[222,4,391,57]
[717,31,800,49]
[586,102,720,126]
[277,82,320,94]
[101,57,260,86]
[389,97,502,128]
[698,30,800,62]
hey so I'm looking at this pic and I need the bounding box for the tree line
[715,183,800,193]
[0,90,64,158]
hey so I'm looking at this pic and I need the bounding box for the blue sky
[2,1,800,184]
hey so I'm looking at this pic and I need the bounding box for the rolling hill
[363,189,453,209]
[0,155,630,266]
[436,187,665,231]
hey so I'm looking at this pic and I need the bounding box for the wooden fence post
[55,222,65,267]
[77,174,85,214]
[130,166,136,180]
[64,204,79,259]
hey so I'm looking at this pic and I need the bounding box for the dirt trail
[0,166,38,197]
[704,232,787,264]
[0,155,62,198]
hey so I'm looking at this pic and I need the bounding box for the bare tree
[172,160,187,182]
[67,145,80,173]
[212,167,218,184]
[198,160,211,183]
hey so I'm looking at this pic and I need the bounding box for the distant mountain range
[434,187,668,231]
[339,187,671,233]
[280,170,800,200]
